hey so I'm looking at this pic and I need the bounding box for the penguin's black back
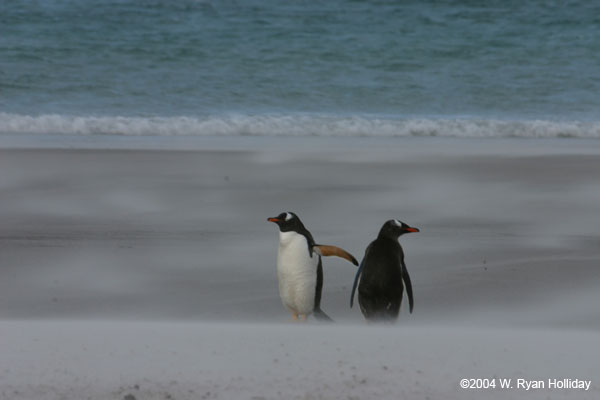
[358,238,405,322]
[312,256,333,322]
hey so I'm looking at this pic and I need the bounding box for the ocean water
[2,0,600,139]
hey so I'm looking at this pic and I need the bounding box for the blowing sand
[0,136,599,399]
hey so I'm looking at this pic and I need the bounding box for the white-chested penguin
[350,219,419,322]
[268,212,358,322]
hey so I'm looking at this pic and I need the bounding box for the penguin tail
[313,308,334,323]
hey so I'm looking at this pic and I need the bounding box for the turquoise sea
[2,0,600,138]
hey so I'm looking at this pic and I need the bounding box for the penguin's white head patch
[393,219,402,227]
[285,212,293,221]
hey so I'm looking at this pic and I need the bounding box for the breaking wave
[1,113,599,139]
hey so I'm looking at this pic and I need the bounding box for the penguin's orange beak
[405,227,420,233]
[268,217,281,223]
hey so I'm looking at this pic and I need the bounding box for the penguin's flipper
[313,307,334,322]
[313,245,359,266]
[401,261,414,313]
[350,256,366,308]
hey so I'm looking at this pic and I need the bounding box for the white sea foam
[1,113,600,139]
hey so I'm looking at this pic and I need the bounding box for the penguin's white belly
[277,232,318,315]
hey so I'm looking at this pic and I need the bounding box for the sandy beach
[2,320,599,400]
[1,136,599,399]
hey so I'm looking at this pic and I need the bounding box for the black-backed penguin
[350,219,419,322]
[268,212,358,322]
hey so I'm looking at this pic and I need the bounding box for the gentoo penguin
[350,219,419,322]
[268,212,358,321]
